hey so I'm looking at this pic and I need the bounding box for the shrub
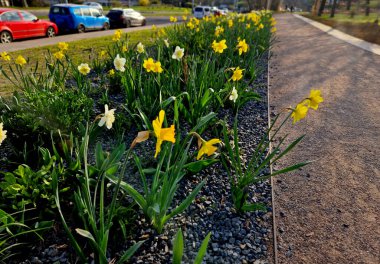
[139,0,150,6]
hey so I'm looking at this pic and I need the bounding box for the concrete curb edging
[293,14,380,56]
[268,56,279,264]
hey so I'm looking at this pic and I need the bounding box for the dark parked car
[0,8,58,43]
[49,4,109,33]
[106,8,146,28]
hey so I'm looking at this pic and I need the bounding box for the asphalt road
[0,17,174,53]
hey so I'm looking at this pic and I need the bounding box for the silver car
[83,2,103,12]
[106,8,146,28]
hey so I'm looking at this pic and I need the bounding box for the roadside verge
[293,14,380,56]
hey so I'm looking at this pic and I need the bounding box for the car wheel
[124,20,131,28]
[0,31,12,44]
[103,22,110,30]
[78,24,85,33]
[142,19,146,26]
[46,26,56,38]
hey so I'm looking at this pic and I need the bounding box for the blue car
[49,4,109,33]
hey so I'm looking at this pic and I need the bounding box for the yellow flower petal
[291,103,309,124]
[308,89,324,110]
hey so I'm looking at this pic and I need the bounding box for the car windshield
[194,7,203,12]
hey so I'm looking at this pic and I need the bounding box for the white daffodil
[136,42,145,54]
[78,63,91,75]
[209,88,215,93]
[0,123,7,145]
[172,46,184,61]
[113,54,126,72]
[229,87,238,103]
[164,39,169,48]
[98,104,116,129]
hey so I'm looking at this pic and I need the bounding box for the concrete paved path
[270,14,380,264]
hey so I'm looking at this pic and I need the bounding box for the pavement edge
[293,14,380,56]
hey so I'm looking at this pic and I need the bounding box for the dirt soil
[303,14,380,45]
[269,14,380,264]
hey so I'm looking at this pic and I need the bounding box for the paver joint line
[293,14,380,56]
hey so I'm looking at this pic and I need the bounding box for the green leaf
[172,229,184,264]
[166,179,206,221]
[194,232,211,264]
[272,135,305,164]
[184,159,218,173]
[107,174,147,210]
[270,161,311,177]
[241,203,267,212]
[191,112,217,133]
[95,142,105,168]
[117,240,144,264]
[75,228,96,243]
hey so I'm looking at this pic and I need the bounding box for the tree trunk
[346,0,352,10]
[365,0,370,16]
[331,0,338,17]
[312,0,320,16]
[246,0,253,11]
[22,0,28,7]
[318,0,327,16]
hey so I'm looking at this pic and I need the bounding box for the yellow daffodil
[230,67,244,81]
[58,42,69,51]
[0,52,11,61]
[212,39,227,53]
[236,39,249,55]
[182,15,187,21]
[153,61,163,73]
[98,104,116,129]
[172,46,184,61]
[108,69,115,76]
[164,39,169,48]
[153,110,175,158]
[271,27,277,33]
[170,16,177,23]
[229,86,238,103]
[0,123,7,145]
[113,54,126,72]
[291,103,309,124]
[196,28,200,32]
[152,24,157,31]
[53,51,65,60]
[246,23,251,29]
[78,63,91,75]
[136,42,145,53]
[270,17,277,26]
[143,58,155,72]
[197,138,221,160]
[215,26,224,37]
[307,89,324,110]
[99,50,107,58]
[257,23,264,31]
[187,21,195,29]
[228,19,233,28]
[158,28,166,37]
[122,45,128,52]
[15,55,26,66]
[112,29,122,41]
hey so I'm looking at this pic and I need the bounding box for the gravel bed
[124,60,273,264]
[13,57,273,264]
